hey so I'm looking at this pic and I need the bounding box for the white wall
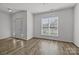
[33,8,74,42]
[27,11,33,40]
[74,4,79,47]
[0,10,11,39]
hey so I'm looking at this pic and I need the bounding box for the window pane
[42,28,49,35]
[49,17,58,36]
[42,18,49,27]
[50,28,58,35]
[50,17,58,27]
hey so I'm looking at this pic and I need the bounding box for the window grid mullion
[48,18,50,35]
[49,24,50,35]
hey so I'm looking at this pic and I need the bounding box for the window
[41,16,58,36]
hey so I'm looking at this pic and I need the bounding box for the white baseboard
[73,41,79,47]
[0,36,11,40]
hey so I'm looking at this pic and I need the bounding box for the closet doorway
[11,11,27,39]
[15,18,23,38]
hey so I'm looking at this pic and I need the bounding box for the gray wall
[74,4,79,47]
[0,10,11,39]
[33,8,74,42]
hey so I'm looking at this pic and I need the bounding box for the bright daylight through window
[41,16,58,36]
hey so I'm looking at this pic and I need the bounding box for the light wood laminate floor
[0,38,79,55]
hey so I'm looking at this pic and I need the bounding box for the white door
[15,18,23,38]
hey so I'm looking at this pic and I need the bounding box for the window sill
[41,34,58,37]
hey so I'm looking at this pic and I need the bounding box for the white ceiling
[0,3,76,13]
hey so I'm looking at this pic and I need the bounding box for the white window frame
[41,16,58,36]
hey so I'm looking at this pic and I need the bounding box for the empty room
[0,3,79,55]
